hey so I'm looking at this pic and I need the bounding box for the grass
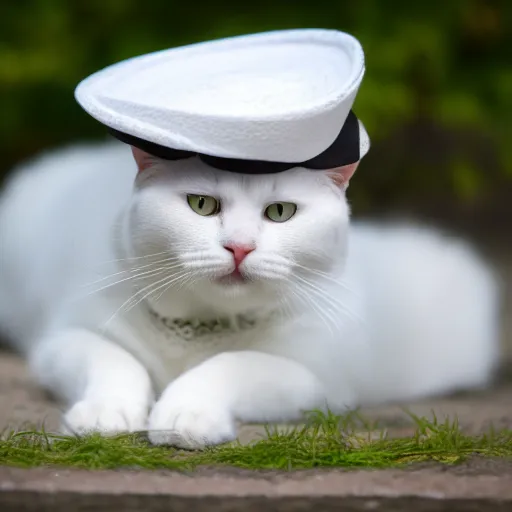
[1,410,511,471]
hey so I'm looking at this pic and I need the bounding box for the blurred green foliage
[0,0,510,214]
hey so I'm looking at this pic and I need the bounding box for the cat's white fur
[0,141,500,448]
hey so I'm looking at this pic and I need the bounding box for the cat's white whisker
[293,262,360,296]
[81,257,182,288]
[101,271,185,329]
[285,279,337,337]
[293,273,364,326]
[125,272,190,313]
[82,264,183,298]
[153,270,194,302]
[184,260,229,270]
[96,251,170,265]
[285,273,349,337]
[276,291,296,321]
[155,268,195,298]
[249,270,289,281]
[75,269,166,301]
[176,271,196,291]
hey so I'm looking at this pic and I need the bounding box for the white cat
[0,141,500,448]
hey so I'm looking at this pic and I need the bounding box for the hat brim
[110,110,370,174]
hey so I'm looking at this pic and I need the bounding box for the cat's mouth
[216,268,249,285]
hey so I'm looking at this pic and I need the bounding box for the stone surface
[1,463,512,511]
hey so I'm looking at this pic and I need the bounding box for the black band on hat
[108,110,361,174]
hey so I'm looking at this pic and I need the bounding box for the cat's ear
[326,161,360,189]
[327,117,369,189]
[131,146,155,172]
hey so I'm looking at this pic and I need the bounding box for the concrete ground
[0,233,511,510]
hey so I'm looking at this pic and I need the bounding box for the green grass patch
[1,411,511,471]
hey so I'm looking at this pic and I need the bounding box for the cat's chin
[211,277,254,297]
[207,273,279,307]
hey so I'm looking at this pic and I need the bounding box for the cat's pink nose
[223,244,255,268]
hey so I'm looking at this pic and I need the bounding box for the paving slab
[1,463,512,511]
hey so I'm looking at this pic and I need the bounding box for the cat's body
[0,141,500,447]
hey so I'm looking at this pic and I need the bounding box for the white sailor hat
[75,29,370,174]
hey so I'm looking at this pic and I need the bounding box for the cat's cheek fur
[148,351,328,449]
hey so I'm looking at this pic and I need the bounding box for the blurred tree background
[0,0,510,229]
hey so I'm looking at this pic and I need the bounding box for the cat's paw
[62,400,149,435]
[147,395,236,449]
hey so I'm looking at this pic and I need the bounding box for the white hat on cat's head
[75,29,370,174]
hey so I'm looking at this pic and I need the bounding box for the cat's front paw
[62,399,149,435]
[147,394,236,449]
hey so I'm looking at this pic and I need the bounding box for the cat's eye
[264,202,297,223]
[187,194,220,216]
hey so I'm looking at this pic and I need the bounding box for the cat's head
[122,147,358,316]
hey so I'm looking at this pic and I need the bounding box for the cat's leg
[29,328,154,434]
[147,350,342,449]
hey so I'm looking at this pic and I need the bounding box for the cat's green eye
[187,194,220,216]
[264,202,297,223]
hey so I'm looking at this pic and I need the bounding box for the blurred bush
[0,0,510,218]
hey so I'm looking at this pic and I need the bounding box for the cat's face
[123,155,354,315]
